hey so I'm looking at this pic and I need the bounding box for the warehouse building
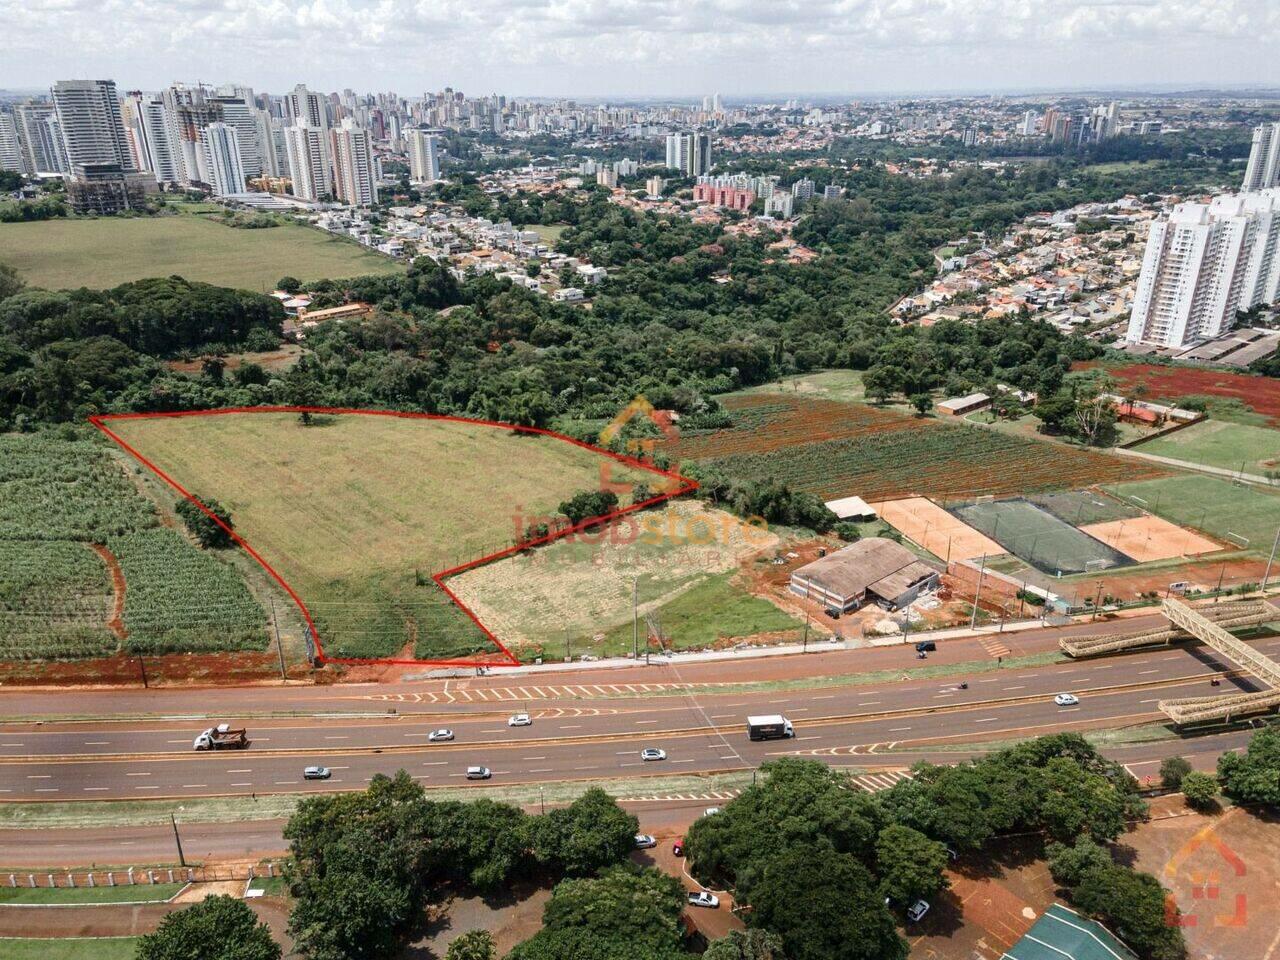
[789,538,942,612]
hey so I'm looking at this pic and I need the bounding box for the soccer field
[1139,420,1280,474]
[0,214,402,291]
[1105,474,1280,551]
[950,498,1133,574]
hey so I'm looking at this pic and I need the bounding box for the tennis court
[872,497,1002,562]
[949,498,1134,575]
[1080,515,1221,563]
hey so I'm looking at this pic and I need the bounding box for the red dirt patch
[89,543,128,640]
[1078,362,1280,426]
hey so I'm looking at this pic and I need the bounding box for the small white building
[554,287,585,302]
[823,496,878,522]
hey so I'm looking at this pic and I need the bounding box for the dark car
[824,607,840,619]
[672,839,684,857]
[915,640,937,652]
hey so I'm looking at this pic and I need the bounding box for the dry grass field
[109,411,653,660]
[447,500,794,657]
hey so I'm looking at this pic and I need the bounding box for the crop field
[1138,420,1280,474]
[446,500,785,658]
[107,411,658,661]
[1083,363,1280,426]
[949,498,1134,574]
[0,214,402,291]
[112,530,267,654]
[0,435,268,661]
[1105,474,1280,550]
[671,395,1163,503]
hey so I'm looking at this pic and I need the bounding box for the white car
[1054,693,1080,707]
[466,766,492,780]
[687,891,720,909]
[634,834,657,849]
[508,713,532,727]
[428,728,454,742]
[641,748,667,762]
[703,806,721,817]
[303,766,331,780]
[906,900,930,923]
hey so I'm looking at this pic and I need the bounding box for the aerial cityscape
[2,4,1280,960]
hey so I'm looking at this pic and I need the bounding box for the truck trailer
[746,715,794,741]
[192,723,249,751]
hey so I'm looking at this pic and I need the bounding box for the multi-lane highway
[2,629,1273,802]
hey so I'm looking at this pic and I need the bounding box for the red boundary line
[89,407,697,669]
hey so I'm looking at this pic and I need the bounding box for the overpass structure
[1062,598,1280,725]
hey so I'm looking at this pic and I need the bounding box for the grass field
[447,501,790,657]
[0,939,139,960]
[0,882,184,904]
[733,370,869,404]
[1139,420,1280,474]
[0,214,402,291]
[1105,474,1280,549]
[528,223,569,245]
[109,412,655,660]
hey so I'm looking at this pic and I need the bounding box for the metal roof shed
[1002,904,1137,960]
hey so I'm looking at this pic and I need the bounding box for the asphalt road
[2,632,1272,801]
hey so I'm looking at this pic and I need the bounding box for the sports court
[949,498,1133,575]
[872,497,1002,562]
[1080,515,1220,563]
[1028,489,1143,527]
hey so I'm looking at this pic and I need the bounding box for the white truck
[192,722,249,751]
[746,715,794,741]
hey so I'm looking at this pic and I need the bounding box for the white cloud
[0,0,1276,94]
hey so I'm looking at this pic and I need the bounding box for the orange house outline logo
[598,395,682,495]
[1163,823,1247,929]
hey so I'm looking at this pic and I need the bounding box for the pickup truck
[192,723,249,751]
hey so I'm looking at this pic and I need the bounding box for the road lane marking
[974,717,999,723]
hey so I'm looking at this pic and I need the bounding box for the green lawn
[1,938,139,960]
[730,369,869,404]
[599,572,803,652]
[0,882,184,904]
[0,215,402,292]
[528,223,568,245]
[1104,474,1280,548]
[1139,420,1280,474]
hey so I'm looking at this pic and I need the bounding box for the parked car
[824,607,840,620]
[303,766,331,780]
[466,766,492,780]
[703,806,721,817]
[634,834,657,849]
[428,728,454,742]
[1054,693,1080,706]
[687,891,720,909]
[641,748,667,762]
[672,839,684,857]
[915,640,937,652]
[906,900,930,922]
[508,713,532,727]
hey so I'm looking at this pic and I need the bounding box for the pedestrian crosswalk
[979,634,1011,659]
[619,789,742,803]
[360,681,698,704]
[618,770,912,804]
[849,769,914,793]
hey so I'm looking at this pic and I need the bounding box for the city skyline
[3,0,1279,97]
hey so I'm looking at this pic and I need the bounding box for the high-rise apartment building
[1127,189,1280,348]
[51,79,134,172]
[329,119,376,206]
[13,102,67,174]
[210,92,263,178]
[284,85,329,131]
[664,132,711,176]
[203,122,247,196]
[0,112,23,173]
[1243,123,1280,192]
[407,128,440,181]
[284,123,332,201]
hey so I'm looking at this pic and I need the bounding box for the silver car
[428,728,454,742]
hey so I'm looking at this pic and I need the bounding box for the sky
[2,0,1278,98]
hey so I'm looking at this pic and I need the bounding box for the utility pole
[170,814,186,867]
[802,612,809,652]
[1263,526,1280,595]
[632,577,639,661]
[1091,581,1104,621]
[539,785,545,815]
[1215,563,1227,602]
[137,656,148,689]
[270,599,287,681]
[969,554,987,631]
